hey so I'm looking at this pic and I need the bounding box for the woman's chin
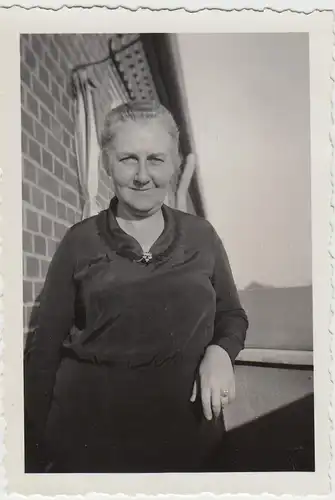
[121,191,165,216]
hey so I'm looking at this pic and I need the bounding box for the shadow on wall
[211,394,315,472]
[239,283,313,351]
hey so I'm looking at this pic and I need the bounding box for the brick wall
[21,34,135,340]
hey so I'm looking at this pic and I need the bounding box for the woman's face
[107,118,178,217]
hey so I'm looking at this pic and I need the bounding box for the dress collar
[96,197,180,264]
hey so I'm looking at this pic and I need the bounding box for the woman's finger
[190,380,197,402]
[220,389,230,408]
[211,385,221,418]
[201,386,212,420]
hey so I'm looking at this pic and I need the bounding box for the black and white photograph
[0,6,333,497]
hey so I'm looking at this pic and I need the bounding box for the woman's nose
[134,159,151,185]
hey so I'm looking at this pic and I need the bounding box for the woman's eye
[148,157,164,166]
[119,156,138,165]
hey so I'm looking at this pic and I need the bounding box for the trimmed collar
[96,197,180,264]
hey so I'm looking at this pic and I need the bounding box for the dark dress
[24,198,248,473]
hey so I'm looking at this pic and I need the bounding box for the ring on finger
[221,390,229,404]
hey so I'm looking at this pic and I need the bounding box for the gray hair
[101,100,180,152]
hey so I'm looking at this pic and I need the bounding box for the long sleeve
[209,226,249,363]
[24,228,76,442]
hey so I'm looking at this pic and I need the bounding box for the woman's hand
[190,345,236,420]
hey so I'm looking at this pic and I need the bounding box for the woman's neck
[116,201,162,223]
[115,202,165,253]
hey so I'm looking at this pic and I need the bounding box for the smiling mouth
[130,188,152,192]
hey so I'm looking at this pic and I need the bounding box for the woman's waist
[61,343,201,371]
[64,323,212,366]
[53,352,199,414]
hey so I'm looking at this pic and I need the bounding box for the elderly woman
[24,100,248,473]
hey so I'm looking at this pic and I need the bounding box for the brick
[26,256,39,277]
[23,280,33,303]
[28,137,41,165]
[47,133,66,163]
[20,33,29,44]
[54,159,64,181]
[32,35,44,59]
[69,153,77,171]
[44,52,56,74]
[31,186,45,210]
[33,76,55,114]
[23,158,36,183]
[45,53,65,88]
[67,206,76,224]
[40,259,50,279]
[75,211,82,223]
[52,81,61,102]
[21,85,25,105]
[39,64,50,88]
[21,131,29,154]
[34,121,46,145]
[42,148,53,173]
[20,61,31,87]
[41,108,51,130]
[25,209,39,232]
[56,105,74,135]
[57,201,67,220]
[62,129,71,148]
[55,73,66,90]
[59,55,68,75]
[49,39,59,61]
[41,215,53,236]
[34,234,47,255]
[27,92,39,118]
[47,238,58,258]
[22,182,30,202]
[64,168,78,191]
[25,46,36,70]
[50,117,63,141]
[61,186,77,207]
[54,221,68,240]
[21,109,34,135]
[22,230,33,252]
[21,33,30,44]
[62,94,70,114]
[38,169,59,197]
[53,34,70,58]
[45,195,57,216]
[33,281,44,299]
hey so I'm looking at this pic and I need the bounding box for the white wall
[176,33,312,290]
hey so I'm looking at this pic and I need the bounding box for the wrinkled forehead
[108,117,177,154]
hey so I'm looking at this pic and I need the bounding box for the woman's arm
[190,226,249,420]
[24,228,76,441]
[209,226,249,363]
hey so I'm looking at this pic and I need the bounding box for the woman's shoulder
[168,206,215,237]
[61,212,104,251]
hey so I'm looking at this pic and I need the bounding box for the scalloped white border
[0,5,333,499]
[0,1,333,12]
